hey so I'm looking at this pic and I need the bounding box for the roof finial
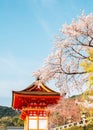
[36,76,40,81]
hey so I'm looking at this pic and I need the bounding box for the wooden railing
[51,117,92,130]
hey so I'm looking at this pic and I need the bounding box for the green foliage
[85,121,93,130]
[0,106,19,118]
[0,106,23,128]
[0,116,24,127]
[12,116,24,126]
[62,126,83,130]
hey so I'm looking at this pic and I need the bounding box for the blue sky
[0,0,93,106]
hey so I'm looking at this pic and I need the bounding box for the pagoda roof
[12,79,60,110]
[12,79,60,96]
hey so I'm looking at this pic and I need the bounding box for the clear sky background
[0,0,93,107]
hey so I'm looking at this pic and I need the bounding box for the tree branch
[60,67,86,75]
[71,47,87,58]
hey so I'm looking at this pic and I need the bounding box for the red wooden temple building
[12,79,60,130]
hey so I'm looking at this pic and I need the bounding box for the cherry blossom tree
[48,98,81,128]
[33,12,93,94]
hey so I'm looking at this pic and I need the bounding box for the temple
[12,79,60,130]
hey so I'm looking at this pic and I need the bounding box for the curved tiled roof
[12,79,60,110]
[13,79,60,96]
